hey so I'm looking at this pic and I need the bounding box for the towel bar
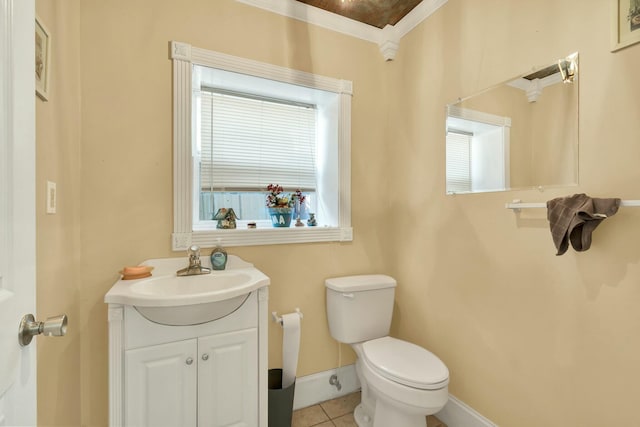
[506,199,640,211]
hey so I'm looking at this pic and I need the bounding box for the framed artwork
[611,0,640,51]
[35,17,51,100]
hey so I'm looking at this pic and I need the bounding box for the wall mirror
[445,52,579,194]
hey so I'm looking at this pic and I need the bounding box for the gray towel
[547,194,620,255]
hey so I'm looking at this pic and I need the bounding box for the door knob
[18,314,68,347]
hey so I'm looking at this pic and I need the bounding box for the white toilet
[325,275,449,427]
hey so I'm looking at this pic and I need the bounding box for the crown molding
[378,24,400,61]
[393,0,448,39]
[234,0,448,61]
[234,0,380,43]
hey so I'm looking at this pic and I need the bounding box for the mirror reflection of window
[446,108,511,194]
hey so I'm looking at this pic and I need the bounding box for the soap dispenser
[210,239,228,270]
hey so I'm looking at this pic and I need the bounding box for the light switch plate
[46,181,56,214]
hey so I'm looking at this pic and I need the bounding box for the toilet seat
[362,336,449,390]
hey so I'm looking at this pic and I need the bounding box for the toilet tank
[325,275,397,344]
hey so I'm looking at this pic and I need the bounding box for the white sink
[104,255,270,325]
[130,271,254,299]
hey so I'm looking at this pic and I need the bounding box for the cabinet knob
[186,357,194,365]
[202,353,209,361]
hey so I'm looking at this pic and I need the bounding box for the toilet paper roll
[281,312,301,388]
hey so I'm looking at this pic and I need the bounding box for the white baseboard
[292,364,360,410]
[436,394,498,427]
[292,368,497,427]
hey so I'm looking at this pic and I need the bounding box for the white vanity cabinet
[125,328,258,427]
[106,256,269,427]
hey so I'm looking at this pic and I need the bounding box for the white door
[198,329,258,427]
[0,0,37,425]
[125,340,198,427]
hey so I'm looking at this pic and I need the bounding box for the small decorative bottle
[210,239,228,270]
[294,199,304,227]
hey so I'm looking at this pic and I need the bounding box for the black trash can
[268,369,296,427]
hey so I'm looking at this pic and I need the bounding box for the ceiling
[295,0,424,29]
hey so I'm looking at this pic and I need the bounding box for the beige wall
[35,0,640,426]
[389,0,640,426]
[35,0,82,425]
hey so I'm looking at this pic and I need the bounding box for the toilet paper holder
[272,308,303,325]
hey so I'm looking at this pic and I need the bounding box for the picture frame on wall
[611,0,640,51]
[35,16,51,100]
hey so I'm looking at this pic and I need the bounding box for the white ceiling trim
[393,0,448,39]
[234,0,448,61]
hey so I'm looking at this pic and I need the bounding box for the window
[171,42,352,249]
[446,106,511,194]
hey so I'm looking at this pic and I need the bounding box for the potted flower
[266,184,298,227]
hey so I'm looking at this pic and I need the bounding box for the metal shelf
[506,199,640,211]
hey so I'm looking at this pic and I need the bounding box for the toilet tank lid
[325,275,397,292]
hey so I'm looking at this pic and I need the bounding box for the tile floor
[291,391,447,427]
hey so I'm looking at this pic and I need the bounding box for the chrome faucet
[177,245,211,276]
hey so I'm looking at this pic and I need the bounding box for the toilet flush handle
[342,293,355,299]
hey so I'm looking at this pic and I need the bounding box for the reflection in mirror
[446,52,579,194]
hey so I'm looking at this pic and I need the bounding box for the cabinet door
[126,339,197,427]
[198,328,258,427]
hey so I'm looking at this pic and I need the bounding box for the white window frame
[171,41,352,250]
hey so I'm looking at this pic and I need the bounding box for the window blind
[199,88,317,192]
[446,131,472,193]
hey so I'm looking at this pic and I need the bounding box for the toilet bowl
[357,338,448,426]
[325,275,450,427]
